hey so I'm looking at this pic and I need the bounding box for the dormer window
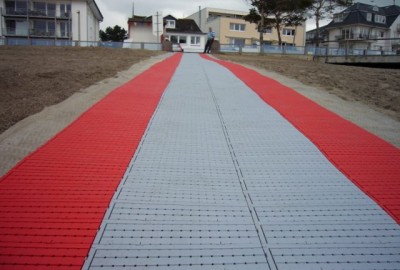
[367,13,372,21]
[375,15,386,24]
[334,13,344,22]
[166,20,175,29]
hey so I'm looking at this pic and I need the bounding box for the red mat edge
[0,53,183,269]
[202,54,400,225]
[0,53,182,182]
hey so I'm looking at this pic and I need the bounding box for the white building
[0,0,103,43]
[325,3,400,52]
[126,14,207,53]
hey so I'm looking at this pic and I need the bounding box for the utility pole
[77,10,81,45]
[199,6,202,31]
[156,11,159,43]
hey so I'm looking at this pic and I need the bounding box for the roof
[128,15,153,23]
[88,0,103,22]
[384,5,400,26]
[166,19,203,34]
[128,14,204,34]
[205,7,248,17]
[326,3,400,29]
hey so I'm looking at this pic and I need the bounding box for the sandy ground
[0,48,170,176]
[0,49,399,176]
[0,46,163,134]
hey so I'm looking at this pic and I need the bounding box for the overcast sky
[96,0,398,31]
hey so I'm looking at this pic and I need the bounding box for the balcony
[30,29,56,38]
[3,27,70,39]
[335,33,378,42]
[3,8,70,20]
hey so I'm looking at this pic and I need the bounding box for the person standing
[204,27,215,54]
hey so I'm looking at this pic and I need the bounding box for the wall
[68,1,101,41]
[71,1,86,41]
[0,1,4,37]
[128,24,159,43]
[186,8,208,32]
[188,8,305,47]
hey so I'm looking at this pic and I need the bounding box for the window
[380,31,385,38]
[32,20,55,36]
[341,28,352,39]
[190,36,200,45]
[5,1,28,15]
[32,2,56,16]
[334,13,344,22]
[166,20,175,29]
[359,28,368,38]
[170,35,178,43]
[168,35,187,44]
[375,15,386,24]
[230,23,245,32]
[283,28,295,36]
[33,2,46,15]
[367,13,372,21]
[47,3,56,17]
[260,26,272,34]
[47,21,55,35]
[6,20,16,34]
[33,20,46,34]
[179,36,187,44]
[60,4,71,18]
[60,21,70,37]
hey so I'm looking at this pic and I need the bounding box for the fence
[220,43,399,56]
[0,37,162,50]
[1,37,398,56]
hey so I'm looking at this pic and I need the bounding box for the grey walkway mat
[83,54,400,270]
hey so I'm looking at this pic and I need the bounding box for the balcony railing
[3,28,70,38]
[335,33,379,41]
[3,8,70,19]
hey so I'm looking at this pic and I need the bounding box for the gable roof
[166,19,203,34]
[384,5,400,26]
[88,0,103,21]
[326,3,400,29]
[128,14,204,34]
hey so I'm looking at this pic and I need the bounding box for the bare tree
[308,0,353,47]
[244,0,313,51]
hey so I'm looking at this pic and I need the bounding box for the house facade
[126,14,207,52]
[305,25,329,47]
[0,0,103,42]
[187,7,306,47]
[325,3,400,52]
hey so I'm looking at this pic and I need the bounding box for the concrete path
[82,54,400,270]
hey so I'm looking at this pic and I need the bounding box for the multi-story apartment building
[0,0,103,42]
[325,3,400,52]
[187,7,306,47]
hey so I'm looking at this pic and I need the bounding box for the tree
[99,25,127,42]
[307,0,353,47]
[244,0,313,50]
